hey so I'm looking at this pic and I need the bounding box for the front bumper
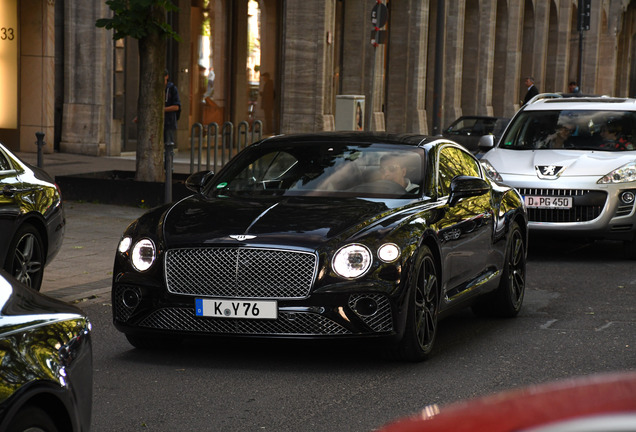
[505,176,636,241]
[112,282,405,339]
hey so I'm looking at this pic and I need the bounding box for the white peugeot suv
[479,94,636,257]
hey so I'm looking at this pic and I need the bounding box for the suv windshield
[500,110,636,151]
[208,142,426,199]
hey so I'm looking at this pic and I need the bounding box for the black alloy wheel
[473,221,526,317]
[397,245,439,362]
[5,224,45,291]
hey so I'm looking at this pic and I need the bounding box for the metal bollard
[164,141,175,204]
[35,132,45,168]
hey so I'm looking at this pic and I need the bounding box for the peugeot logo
[229,235,256,241]
[536,165,565,179]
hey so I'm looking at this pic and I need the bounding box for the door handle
[2,185,17,197]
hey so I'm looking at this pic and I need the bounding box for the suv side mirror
[478,134,495,151]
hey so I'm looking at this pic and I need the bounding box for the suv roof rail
[525,92,621,106]
[526,93,563,105]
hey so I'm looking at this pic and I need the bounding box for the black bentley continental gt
[112,133,528,361]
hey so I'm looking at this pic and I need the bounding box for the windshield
[208,142,426,199]
[445,117,508,137]
[499,110,636,151]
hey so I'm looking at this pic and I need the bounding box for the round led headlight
[118,236,132,254]
[378,243,400,263]
[332,244,372,279]
[131,238,156,272]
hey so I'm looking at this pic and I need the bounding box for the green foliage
[96,0,180,41]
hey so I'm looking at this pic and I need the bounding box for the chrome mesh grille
[165,248,317,299]
[517,188,606,223]
[348,294,393,332]
[139,307,351,336]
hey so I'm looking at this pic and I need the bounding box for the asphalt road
[81,234,636,432]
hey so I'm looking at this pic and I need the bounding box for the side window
[237,151,298,182]
[438,146,482,196]
[0,151,12,171]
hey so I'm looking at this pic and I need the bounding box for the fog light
[620,191,635,205]
[354,297,378,316]
[122,288,141,308]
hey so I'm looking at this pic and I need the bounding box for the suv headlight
[480,160,503,182]
[332,244,372,279]
[598,162,636,184]
[131,238,156,272]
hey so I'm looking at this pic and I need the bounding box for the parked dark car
[0,269,92,431]
[443,115,509,155]
[112,132,527,361]
[0,143,65,291]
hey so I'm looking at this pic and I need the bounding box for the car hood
[161,195,413,249]
[0,270,85,336]
[485,148,636,176]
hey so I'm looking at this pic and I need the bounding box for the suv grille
[518,188,607,223]
[165,247,317,299]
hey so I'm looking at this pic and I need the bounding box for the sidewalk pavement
[15,151,194,304]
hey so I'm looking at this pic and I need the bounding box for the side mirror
[448,175,490,207]
[185,171,215,194]
[478,134,495,151]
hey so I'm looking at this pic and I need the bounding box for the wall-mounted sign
[0,0,18,129]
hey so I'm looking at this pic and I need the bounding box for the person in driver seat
[379,154,420,193]
[600,121,633,150]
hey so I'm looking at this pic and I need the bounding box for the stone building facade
[1,0,635,159]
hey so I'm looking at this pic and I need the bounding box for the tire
[125,332,182,350]
[473,221,526,318]
[395,246,439,362]
[6,404,59,432]
[4,224,45,291]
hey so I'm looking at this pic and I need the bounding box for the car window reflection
[212,143,426,199]
[500,110,636,151]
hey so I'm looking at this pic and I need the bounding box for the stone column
[546,1,573,94]
[60,3,113,156]
[280,1,335,132]
[592,2,620,96]
[531,1,551,91]
[385,0,429,134]
[504,2,524,116]
[476,1,497,116]
[19,0,55,153]
[442,2,465,127]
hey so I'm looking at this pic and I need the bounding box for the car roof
[259,131,440,148]
[451,115,507,120]
[523,94,636,112]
